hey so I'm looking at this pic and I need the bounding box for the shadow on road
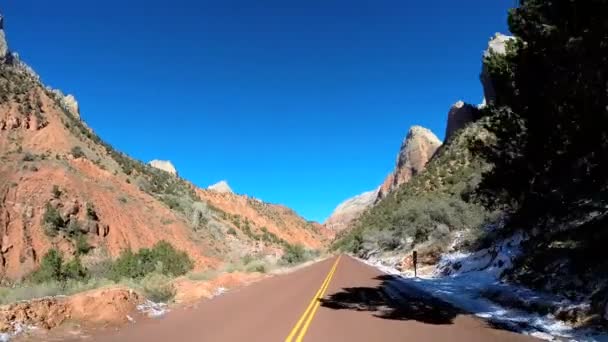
[319,275,461,325]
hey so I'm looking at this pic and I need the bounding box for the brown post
[412,250,418,277]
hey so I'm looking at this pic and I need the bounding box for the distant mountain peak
[208,180,233,194]
[377,125,441,200]
[325,189,378,231]
[148,159,178,176]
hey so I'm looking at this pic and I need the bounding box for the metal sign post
[413,250,418,278]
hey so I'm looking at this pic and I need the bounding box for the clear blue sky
[3,0,512,222]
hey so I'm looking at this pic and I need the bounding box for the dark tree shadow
[319,275,461,325]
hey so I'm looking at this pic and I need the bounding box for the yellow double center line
[285,255,341,342]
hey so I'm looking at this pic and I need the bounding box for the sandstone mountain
[325,125,441,232]
[208,180,233,194]
[444,34,513,142]
[324,189,377,232]
[376,126,442,200]
[327,35,510,231]
[0,17,329,281]
[445,101,480,141]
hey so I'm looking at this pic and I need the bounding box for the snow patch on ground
[359,231,608,341]
[137,300,169,318]
[0,322,38,342]
[212,287,227,298]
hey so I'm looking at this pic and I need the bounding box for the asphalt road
[93,255,537,341]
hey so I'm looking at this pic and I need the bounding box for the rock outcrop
[0,13,8,61]
[445,101,479,141]
[480,33,515,105]
[148,160,177,176]
[324,189,377,231]
[49,89,80,119]
[377,126,441,200]
[208,180,233,194]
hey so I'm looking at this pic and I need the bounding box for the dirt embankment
[0,271,265,340]
[0,287,142,333]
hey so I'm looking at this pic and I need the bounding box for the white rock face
[62,94,80,118]
[0,14,9,60]
[445,100,479,141]
[325,189,377,231]
[49,89,80,118]
[208,180,233,194]
[148,160,177,176]
[484,33,514,58]
[481,33,515,104]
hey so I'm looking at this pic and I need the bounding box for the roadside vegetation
[0,239,320,305]
[0,241,193,305]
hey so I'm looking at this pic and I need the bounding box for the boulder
[62,199,80,218]
[100,224,110,237]
[84,220,99,235]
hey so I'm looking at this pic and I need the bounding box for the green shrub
[245,261,267,273]
[30,249,88,283]
[70,146,85,159]
[109,241,193,281]
[51,185,62,199]
[280,244,307,265]
[63,256,88,281]
[86,203,98,220]
[31,249,63,283]
[42,203,65,236]
[22,152,35,161]
[140,273,176,303]
[227,227,237,235]
[75,234,91,255]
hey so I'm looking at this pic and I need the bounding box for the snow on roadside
[0,322,37,342]
[358,231,608,341]
[212,287,227,298]
[137,300,169,318]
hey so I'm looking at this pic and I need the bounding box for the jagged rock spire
[0,12,9,60]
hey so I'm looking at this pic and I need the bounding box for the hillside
[0,14,329,282]
[334,0,608,332]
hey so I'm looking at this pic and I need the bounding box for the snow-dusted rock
[148,160,178,176]
[208,180,233,194]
